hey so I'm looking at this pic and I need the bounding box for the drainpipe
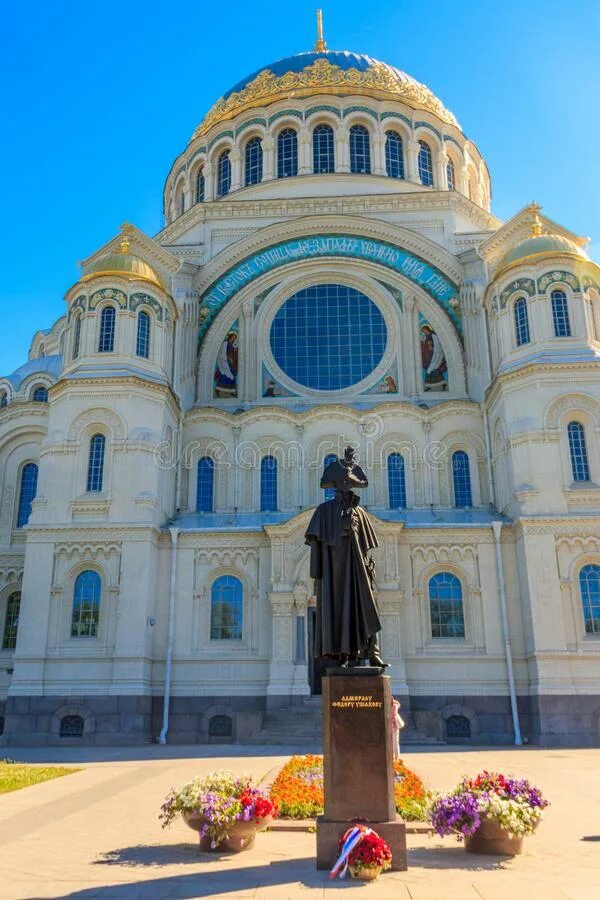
[492,520,523,745]
[159,526,179,744]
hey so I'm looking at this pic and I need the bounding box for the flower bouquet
[332,825,392,881]
[430,770,548,856]
[160,770,277,852]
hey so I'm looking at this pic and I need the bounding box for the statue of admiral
[304,446,388,668]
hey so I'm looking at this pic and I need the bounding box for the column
[203,162,215,201]
[266,591,297,707]
[372,130,386,176]
[261,136,275,181]
[335,126,350,173]
[230,148,242,192]
[298,127,312,175]
[435,153,448,190]
[295,424,304,510]
[240,300,254,402]
[403,294,418,397]
[406,139,421,184]
[459,163,469,196]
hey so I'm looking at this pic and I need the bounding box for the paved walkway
[0,745,598,899]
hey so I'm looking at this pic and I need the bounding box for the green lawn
[0,762,80,794]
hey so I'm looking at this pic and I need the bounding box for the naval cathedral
[1,25,600,747]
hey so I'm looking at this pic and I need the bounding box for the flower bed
[269,754,428,821]
[430,770,549,841]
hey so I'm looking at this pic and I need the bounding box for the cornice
[485,360,600,404]
[50,373,181,413]
[24,525,162,542]
[516,516,600,535]
[157,189,499,248]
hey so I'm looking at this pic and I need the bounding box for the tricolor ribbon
[329,825,373,879]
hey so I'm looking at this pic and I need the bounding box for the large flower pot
[464,817,523,856]
[183,812,273,853]
[349,864,383,881]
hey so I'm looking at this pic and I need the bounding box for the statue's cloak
[305,492,381,657]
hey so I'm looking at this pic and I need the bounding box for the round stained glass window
[269,284,387,390]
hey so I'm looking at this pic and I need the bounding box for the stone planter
[349,864,383,881]
[183,812,274,853]
[464,817,523,856]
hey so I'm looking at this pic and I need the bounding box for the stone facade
[1,46,599,747]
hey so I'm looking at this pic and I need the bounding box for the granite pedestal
[315,668,407,871]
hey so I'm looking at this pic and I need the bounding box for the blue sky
[1,0,599,374]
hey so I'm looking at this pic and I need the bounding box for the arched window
[17,462,38,528]
[579,564,600,634]
[72,315,82,360]
[210,575,243,640]
[429,572,465,638]
[349,125,371,174]
[313,124,335,173]
[385,130,404,179]
[196,167,205,203]
[446,157,456,190]
[388,452,407,509]
[71,570,101,637]
[217,150,231,197]
[2,591,20,650]
[244,136,263,186]
[568,421,590,482]
[514,297,531,346]
[60,715,84,737]
[87,434,106,493]
[323,453,337,501]
[136,310,150,358]
[452,450,472,507]
[277,128,298,178]
[98,306,116,353]
[260,455,278,511]
[0,391,7,408]
[196,456,214,512]
[418,140,433,186]
[179,190,186,217]
[32,386,48,402]
[551,289,571,337]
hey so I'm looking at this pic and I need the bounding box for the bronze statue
[305,447,388,668]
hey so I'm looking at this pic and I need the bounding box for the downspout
[159,526,179,744]
[492,520,523,745]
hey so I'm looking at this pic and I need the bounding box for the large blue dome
[222,50,420,100]
[192,48,458,140]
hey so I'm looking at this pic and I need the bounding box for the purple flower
[431,792,481,839]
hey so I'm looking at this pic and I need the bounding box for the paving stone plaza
[0,745,598,899]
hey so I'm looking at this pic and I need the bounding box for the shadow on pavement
[408,844,509,870]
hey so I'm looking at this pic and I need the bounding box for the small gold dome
[497,209,589,277]
[81,234,166,291]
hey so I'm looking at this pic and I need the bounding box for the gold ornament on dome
[191,57,459,140]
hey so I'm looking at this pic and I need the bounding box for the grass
[0,761,80,794]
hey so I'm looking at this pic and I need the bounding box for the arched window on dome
[71,570,101,638]
[323,453,337,501]
[388,452,407,509]
[551,290,571,337]
[514,297,531,346]
[72,314,82,360]
[260,455,278,511]
[2,591,20,650]
[313,124,335,174]
[211,575,243,640]
[32,385,48,402]
[179,191,186,217]
[0,391,7,409]
[217,150,231,197]
[385,130,404,179]
[196,457,214,512]
[579,564,600,634]
[418,140,433,186]
[567,421,590,482]
[17,462,38,528]
[98,306,116,353]
[446,157,456,191]
[349,125,371,174]
[196,168,205,203]
[245,136,263,186]
[429,572,465,638]
[136,310,150,359]
[277,128,298,178]
[452,451,472,507]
